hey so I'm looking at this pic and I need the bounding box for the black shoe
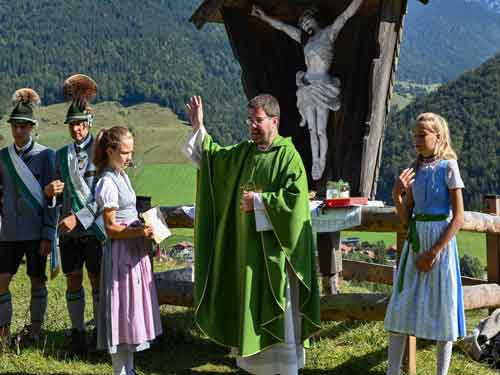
[87,327,98,353]
[68,328,87,356]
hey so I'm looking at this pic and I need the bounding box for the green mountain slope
[0,0,246,144]
[0,101,191,165]
[399,0,500,83]
[379,53,500,209]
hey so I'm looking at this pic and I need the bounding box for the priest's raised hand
[185,95,203,132]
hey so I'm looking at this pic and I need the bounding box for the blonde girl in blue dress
[384,113,466,375]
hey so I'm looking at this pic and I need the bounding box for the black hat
[65,101,93,124]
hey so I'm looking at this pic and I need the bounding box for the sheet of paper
[142,206,172,244]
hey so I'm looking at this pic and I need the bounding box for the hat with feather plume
[8,88,41,125]
[63,74,97,125]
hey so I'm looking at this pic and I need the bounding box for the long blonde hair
[414,112,457,163]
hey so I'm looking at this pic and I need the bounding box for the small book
[323,197,368,208]
[142,206,172,244]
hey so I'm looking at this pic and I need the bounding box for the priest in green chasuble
[182,94,321,374]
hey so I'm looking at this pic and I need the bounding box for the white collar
[14,137,33,153]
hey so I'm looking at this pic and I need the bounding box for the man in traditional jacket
[0,89,57,347]
[44,75,105,355]
[183,94,321,374]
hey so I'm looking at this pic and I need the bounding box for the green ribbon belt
[397,213,449,293]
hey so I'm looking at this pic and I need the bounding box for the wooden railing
[159,205,500,234]
[155,196,500,374]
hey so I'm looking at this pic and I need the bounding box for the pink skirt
[98,232,162,352]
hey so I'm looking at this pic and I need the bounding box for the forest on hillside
[399,0,500,83]
[0,0,247,144]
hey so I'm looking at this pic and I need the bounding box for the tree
[459,254,485,279]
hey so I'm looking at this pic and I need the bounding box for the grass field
[392,81,440,111]
[128,163,197,249]
[130,164,197,207]
[0,264,496,375]
[343,231,487,266]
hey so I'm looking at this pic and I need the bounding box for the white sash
[67,144,94,207]
[6,144,61,279]
[65,144,106,238]
[8,144,45,207]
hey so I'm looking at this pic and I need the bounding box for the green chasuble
[195,133,321,357]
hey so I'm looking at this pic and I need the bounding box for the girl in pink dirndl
[94,126,162,375]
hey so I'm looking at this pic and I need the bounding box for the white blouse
[445,159,465,189]
[95,172,133,210]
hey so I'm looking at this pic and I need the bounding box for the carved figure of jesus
[252,0,363,180]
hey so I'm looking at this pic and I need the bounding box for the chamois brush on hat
[8,88,41,125]
[63,74,97,125]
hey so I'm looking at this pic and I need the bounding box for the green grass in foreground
[0,267,495,375]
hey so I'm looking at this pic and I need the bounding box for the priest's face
[247,107,278,148]
[68,120,90,144]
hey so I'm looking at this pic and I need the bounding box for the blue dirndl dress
[384,159,466,342]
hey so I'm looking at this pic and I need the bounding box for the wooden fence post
[397,231,417,374]
[484,195,500,314]
[317,232,343,294]
[485,194,500,283]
